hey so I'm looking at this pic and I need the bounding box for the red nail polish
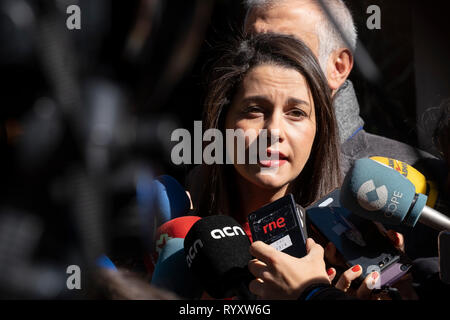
[372,272,379,280]
[351,265,361,272]
[327,268,334,276]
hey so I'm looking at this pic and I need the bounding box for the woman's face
[224,63,316,191]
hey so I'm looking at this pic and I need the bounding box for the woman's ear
[326,48,353,92]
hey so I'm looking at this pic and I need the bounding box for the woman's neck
[233,174,289,223]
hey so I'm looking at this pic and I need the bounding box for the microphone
[140,175,192,272]
[370,156,439,208]
[151,175,192,226]
[151,238,203,299]
[144,216,201,275]
[96,255,117,271]
[140,174,192,240]
[340,158,450,231]
[184,215,256,299]
[155,216,202,253]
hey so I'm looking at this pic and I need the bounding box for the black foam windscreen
[184,215,254,299]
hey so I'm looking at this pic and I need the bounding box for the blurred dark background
[2,0,449,183]
[0,0,448,298]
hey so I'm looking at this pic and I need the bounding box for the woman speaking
[186,33,386,299]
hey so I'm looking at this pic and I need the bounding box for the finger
[335,264,362,292]
[386,230,405,252]
[248,259,272,281]
[305,238,324,259]
[327,267,336,282]
[357,271,380,300]
[305,238,316,252]
[249,241,278,266]
[248,278,265,298]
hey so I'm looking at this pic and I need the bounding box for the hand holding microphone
[248,238,330,299]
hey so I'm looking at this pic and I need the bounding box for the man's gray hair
[244,0,357,72]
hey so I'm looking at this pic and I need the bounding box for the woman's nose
[264,112,285,143]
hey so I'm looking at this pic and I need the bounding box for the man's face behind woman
[225,64,316,193]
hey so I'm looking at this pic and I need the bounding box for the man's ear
[326,48,353,91]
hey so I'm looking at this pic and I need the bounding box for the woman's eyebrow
[286,97,310,107]
[241,96,310,107]
[241,95,271,105]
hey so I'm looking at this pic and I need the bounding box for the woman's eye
[287,108,307,119]
[243,106,264,115]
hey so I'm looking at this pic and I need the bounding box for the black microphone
[184,215,256,299]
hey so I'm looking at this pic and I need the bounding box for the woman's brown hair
[194,33,341,219]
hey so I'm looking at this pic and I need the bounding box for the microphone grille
[184,215,253,298]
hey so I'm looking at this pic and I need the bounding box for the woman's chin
[251,173,290,191]
[234,164,292,192]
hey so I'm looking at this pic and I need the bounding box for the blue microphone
[151,238,203,299]
[340,158,450,231]
[96,255,117,271]
[137,174,191,251]
[151,175,191,224]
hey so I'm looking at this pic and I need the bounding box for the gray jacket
[335,80,439,176]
